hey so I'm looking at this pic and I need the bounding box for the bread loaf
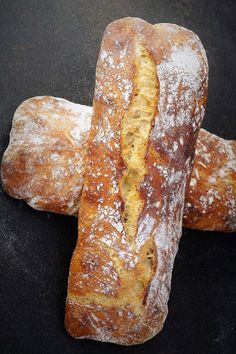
[2,96,235,232]
[1,96,91,215]
[65,18,208,345]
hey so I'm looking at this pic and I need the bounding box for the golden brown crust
[65,18,208,345]
[183,128,236,231]
[1,96,92,215]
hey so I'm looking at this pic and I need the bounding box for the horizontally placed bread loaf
[65,18,208,345]
[2,95,235,232]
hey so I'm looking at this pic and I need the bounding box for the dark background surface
[0,0,236,353]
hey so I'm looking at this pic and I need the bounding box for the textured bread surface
[2,99,235,233]
[1,96,92,215]
[183,129,236,231]
[65,18,208,345]
[120,41,159,241]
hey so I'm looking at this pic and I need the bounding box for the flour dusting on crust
[65,19,209,345]
[1,96,91,215]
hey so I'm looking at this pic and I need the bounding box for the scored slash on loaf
[64,18,208,345]
[1,96,235,232]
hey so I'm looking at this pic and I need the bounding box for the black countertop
[0,1,236,353]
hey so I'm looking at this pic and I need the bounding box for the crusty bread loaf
[65,18,208,345]
[2,96,235,232]
[1,96,91,215]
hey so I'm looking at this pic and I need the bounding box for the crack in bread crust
[120,40,159,243]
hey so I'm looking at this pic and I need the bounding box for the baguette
[2,96,235,232]
[65,18,208,345]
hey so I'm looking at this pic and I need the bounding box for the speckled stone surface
[0,1,235,353]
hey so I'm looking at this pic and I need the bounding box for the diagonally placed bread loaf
[2,95,235,232]
[65,18,208,345]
